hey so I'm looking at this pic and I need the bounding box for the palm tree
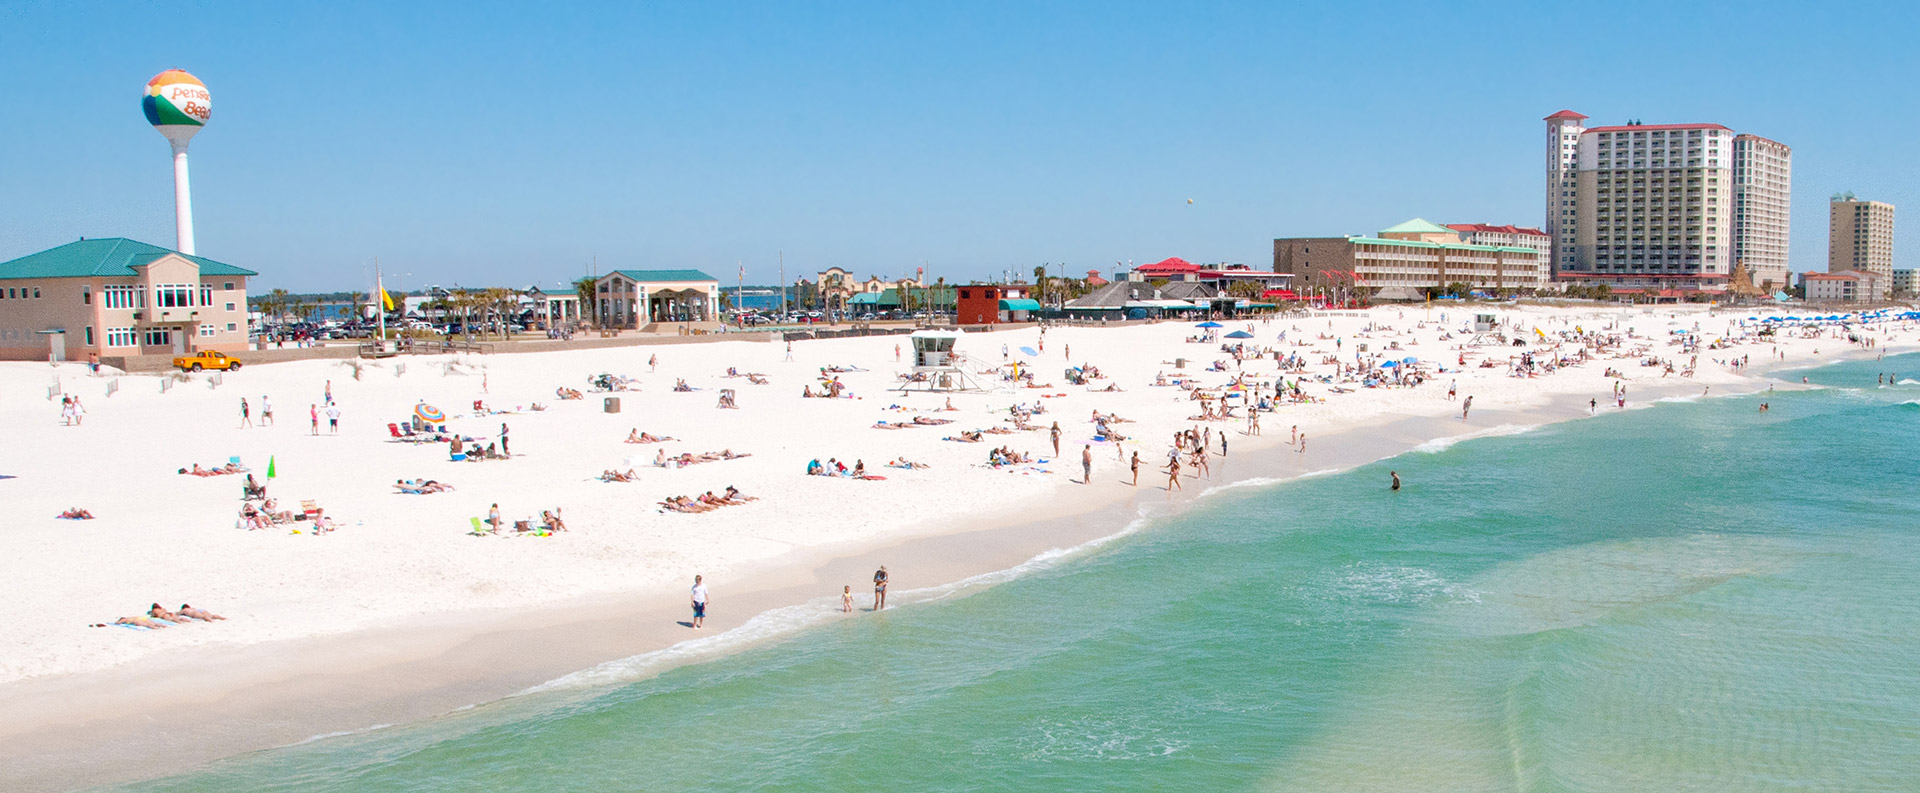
[1033,265,1048,304]
[574,276,598,328]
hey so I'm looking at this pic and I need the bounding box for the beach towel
[857,475,887,481]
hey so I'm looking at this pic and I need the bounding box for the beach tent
[1225,330,1255,339]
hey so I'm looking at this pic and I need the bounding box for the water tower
[142,70,212,254]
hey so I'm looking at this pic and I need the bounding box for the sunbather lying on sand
[394,478,454,493]
[625,429,675,443]
[179,462,246,476]
[602,469,639,483]
[556,387,584,399]
[887,458,930,469]
[58,508,95,520]
[179,604,226,621]
[92,616,167,629]
[945,431,985,442]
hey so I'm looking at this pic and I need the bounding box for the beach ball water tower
[143,69,211,255]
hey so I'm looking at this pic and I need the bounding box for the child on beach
[842,585,853,613]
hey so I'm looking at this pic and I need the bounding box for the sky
[2,1,1916,292]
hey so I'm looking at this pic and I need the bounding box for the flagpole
[375,257,387,353]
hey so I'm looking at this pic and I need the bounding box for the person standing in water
[872,566,889,610]
[1082,444,1093,484]
[1391,471,1401,491]
[1130,451,1140,486]
[1461,396,1473,421]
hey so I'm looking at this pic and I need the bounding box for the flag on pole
[266,455,277,480]
[382,289,396,311]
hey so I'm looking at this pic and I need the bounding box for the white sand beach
[0,303,1909,789]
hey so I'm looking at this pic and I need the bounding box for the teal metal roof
[999,298,1043,311]
[607,269,717,283]
[0,238,257,281]
[848,292,883,305]
[1378,218,1455,235]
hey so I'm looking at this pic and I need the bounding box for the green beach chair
[469,517,488,536]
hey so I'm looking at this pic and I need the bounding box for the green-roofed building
[1272,219,1549,298]
[592,268,723,330]
[0,237,257,361]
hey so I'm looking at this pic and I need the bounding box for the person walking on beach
[1082,444,1092,484]
[690,575,708,628]
[1461,395,1473,421]
[872,566,889,610]
[324,380,333,405]
[1130,451,1140,486]
[310,404,319,435]
[649,354,658,373]
[499,423,511,456]
[1165,455,1183,496]
[784,341,794,361]
[1448,380,1456,400]
[260,396,274,426]
[842,585,853,613]
[1290,425,1298,446]
[1050,422,1061,458]
[1219,433,1227,457]
[239,398,252,429]
[326,403,341,434]
[1391,471,1401,491]
[487,503,502,534]
[1590,398,1597,415]
[1296,432,1306,454]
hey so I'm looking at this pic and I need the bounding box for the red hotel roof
[1135,257,1200,273]
[1446,223,1548,237]
[1544,110,1589,120]
[1583,123,1733,134]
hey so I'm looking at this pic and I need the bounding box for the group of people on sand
[722,367,769,385]
[807,457,873,478]
[449,435,508,461]
[92,603,225,629]
[556,386,585,400]
[394,478,454,494]
[624,429,676,443]
[59,394,87,426]
[872,415,954,429]
[179,462,248,477]
[802,378,849,398]
[57,507,95,520]
[987,446,1035,466]
[655,448,751,468]
[660,487,757,513]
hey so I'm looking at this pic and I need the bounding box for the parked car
[173,351,242,372]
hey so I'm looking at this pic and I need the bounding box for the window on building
[143,328,172,347]
[225,302,236,311]
[227,322,237,331]
[200,326,217,337]
[200,284,213,306]
[85,326,95,345]
[103,284,141,309]
[32,287,40,298]
[105,327,136,347]
[155,284,192,308]
[223,282,234,290]
[83,286,91,305]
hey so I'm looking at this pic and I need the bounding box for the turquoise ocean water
[118,354,1920,792]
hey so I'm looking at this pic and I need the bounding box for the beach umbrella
[1196,321,1223,328]
[266,455,277,480]
[415,403,446,424]
[1403,357,1418,364]
[1018,346,1039,357]
[1380,360,1398,367]
[1225,330,1255,339]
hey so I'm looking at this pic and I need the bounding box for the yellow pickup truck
[173,351,243,372]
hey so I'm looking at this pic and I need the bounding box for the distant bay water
[120,353,1920,792]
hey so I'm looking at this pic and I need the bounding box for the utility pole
[779,251,787,317]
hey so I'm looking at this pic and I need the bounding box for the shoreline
[1,309,1905,791]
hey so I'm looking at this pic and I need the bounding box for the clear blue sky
[3,1,1915,292]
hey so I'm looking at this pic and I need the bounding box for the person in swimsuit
[1391,471,1401,491]
[842,585,853,614]
[873,566,889,610]
[690,574,707,628]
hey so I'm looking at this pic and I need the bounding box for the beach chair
[388,422,407,439]
[468,517,492,536]
[300,500,321,521]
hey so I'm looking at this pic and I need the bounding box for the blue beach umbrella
[1196,321,1223,328]
[1225,330,1255,339]
[1018,346,1039,357]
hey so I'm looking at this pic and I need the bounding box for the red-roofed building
[1543,110,1588,121]
[1083,269,1108,287]
[1126,258,1293,293]
[1446,224,1551,256]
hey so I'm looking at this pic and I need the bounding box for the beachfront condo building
[1829,195,1895,300]
[1893,269,1916,298]
[1544,110,1587,277]
[1803,270,1883,303]
[1732,135,1793,292]
[1546,112,1792,297]
[1447,224,1551,256]
[0,237,254,362]
[1273,218,1549,296]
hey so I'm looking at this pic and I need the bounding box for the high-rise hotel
[1545,111,1791,295]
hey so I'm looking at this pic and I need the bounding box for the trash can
[604,396,621,413]
[1174,358,1187,369]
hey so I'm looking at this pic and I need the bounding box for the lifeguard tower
[898,330,986,393]
[1473,313,1498,332]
